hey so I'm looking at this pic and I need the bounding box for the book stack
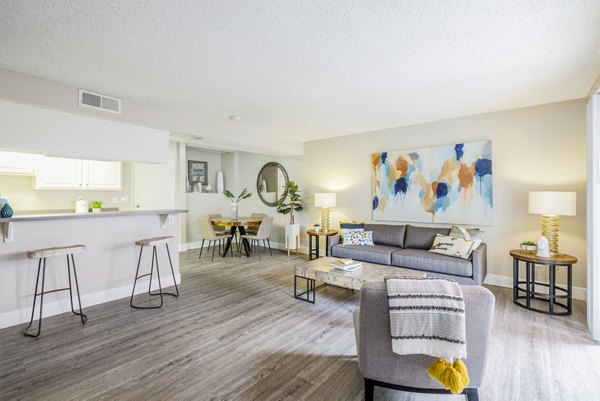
[329,258,363,271]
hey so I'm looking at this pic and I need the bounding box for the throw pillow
[344,230,375,246]
[340,221,366,244]
[449,225,485,240]
[429,234,477,260]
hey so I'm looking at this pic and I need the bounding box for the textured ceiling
[1,1,600,142]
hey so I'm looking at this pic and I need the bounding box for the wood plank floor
[0,249,598,401]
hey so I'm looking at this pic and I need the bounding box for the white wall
[587,94,600,339]
[299,100,588,290]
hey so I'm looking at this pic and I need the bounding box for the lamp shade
[314,193,336,208]
[528,191,576,216]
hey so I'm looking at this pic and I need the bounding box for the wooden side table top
[509,249,577,265]
[306,229,338,236]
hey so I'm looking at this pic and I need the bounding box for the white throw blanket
[385,276,467,359]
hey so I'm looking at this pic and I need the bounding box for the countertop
[0,209,188,223]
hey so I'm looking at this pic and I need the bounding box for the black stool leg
[267,238,272,256]
[131,245,164,309]
[67,254,87,324]
[164,243,179,297]
[24,258,45,337]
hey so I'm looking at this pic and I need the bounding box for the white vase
[231,202,239,220]
[217,171,224,194]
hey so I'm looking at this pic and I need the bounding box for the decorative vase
[231,202,239,220]
[1,203,13,218]
[205,184,213,193]
[217,172,224,194]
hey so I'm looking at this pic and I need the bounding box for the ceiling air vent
[79,89,121,114]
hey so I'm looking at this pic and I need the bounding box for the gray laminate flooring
[0,250,598,401]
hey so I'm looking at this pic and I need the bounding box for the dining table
[210,216,262,257]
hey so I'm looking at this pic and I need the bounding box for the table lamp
[314,193,336,233]
[528,191,576,255]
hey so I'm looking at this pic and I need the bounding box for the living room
[0,2,599,400]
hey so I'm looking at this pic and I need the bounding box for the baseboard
[182,240,311,255]
[0,274,181,330]
[484,273,586,301]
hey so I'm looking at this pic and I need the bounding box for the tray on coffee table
[294,257,425,303]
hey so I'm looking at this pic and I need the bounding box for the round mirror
[257,162,289,207]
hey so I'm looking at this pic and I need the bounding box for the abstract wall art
[371,141,493,225]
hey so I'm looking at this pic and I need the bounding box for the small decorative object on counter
[0,202,13,218]
[205,184,213,193]
[519,241,537,253]
[536,236,550,257]
[75,197,89,214]
[91,201,103,213]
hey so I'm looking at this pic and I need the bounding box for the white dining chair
[239,216,273,260]
[199,218,233,261]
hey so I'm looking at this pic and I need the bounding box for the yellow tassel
[453,359,470,388]
[427,358,470,395]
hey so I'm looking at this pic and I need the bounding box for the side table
[510,249,577,316]
[307,229,338,260]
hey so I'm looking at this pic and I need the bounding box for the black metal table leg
[525,261,531,308]
[530,262,536,299]
[513,257,518,302]
[222,226,237,257]
[567,264,573,315]
[549,265,556,313]
[325,236,330,257]
[308,234,314,260]
[238,226,252,257]
[294,275,317,304]
[315,235,320,259]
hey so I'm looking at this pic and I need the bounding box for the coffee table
[294,257,426,303]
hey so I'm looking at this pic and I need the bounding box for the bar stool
[24,244,88,338]
[130,236,179,309]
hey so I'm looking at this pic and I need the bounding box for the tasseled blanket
[385,276,469,394]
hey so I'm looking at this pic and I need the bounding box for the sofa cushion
[344,230,375,245]
[404,225,451,249]
[364,224,406,248]
[429,234,478,260]
[391,248,473,277]
[331,244,397,265]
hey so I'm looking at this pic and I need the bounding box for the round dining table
[210,217,262,257]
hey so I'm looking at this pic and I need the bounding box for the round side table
[510,249,577,316]
[306,229,338,260]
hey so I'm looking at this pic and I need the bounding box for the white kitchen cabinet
[0,151,36,175]
[35,156,121,190]
[84,160,122,189]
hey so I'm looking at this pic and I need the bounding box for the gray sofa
[329,224,486,285]
[354,281,495,400]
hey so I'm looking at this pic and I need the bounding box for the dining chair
[210,213,239,251]
[199,218,233,261]
[245,213,266,236]
[239,216,273,260]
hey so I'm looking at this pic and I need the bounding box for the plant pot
[520,244,537,252]
[285,224,300,248]
[92,208,102,213]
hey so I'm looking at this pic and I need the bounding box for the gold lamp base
[541,214,560,255]
[321,208,330,233]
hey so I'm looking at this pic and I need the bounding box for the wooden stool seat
[135,236,173,247]
[27,244,86,259]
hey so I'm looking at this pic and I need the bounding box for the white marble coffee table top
[294,257,425,291]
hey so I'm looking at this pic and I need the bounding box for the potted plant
[276,181,303,255]
[224,188,252,219]
[520,241,537,252]
[91,201,103,213]
[313,223,321,232]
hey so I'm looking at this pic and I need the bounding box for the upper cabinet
[0,151,36,175]
[35,156,121,190]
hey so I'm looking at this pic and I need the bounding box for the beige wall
[0,162,134,212]
[298,100,588,289]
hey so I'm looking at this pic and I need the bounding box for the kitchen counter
[0,208,186,329]
[0,208,187,222]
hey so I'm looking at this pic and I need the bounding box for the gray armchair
[354,281,495,401]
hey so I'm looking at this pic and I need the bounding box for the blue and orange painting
[371,141,493,225]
